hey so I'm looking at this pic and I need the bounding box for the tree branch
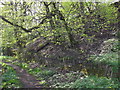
[0,2,56,32]
[0,15,47,32]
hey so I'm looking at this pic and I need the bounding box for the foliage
[28,67,56,86]
[18,62,29,70]
[28,68,42,75]
[0,56,16,62]
[0,56,13,60]
[37,70,55,78]
[0,1,119,88]
[47,71,87,88]
[47,71,119,88]
[91,52,118,67]
[71,76,119,88]
[28,67,55,80]
[89,39,119,72]
[0,56,22,88]
[1,1,118,61]
[1,65,22,88]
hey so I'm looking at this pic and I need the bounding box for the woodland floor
[4,62,44,88]
[1,37,119,88]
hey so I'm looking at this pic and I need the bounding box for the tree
[0,1,117,64]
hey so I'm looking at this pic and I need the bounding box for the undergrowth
[71,76,119,88]
[28,67,56,85]
[1,63,22,88]
[89,39,119,71]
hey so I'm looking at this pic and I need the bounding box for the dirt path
[4,62,44,88]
